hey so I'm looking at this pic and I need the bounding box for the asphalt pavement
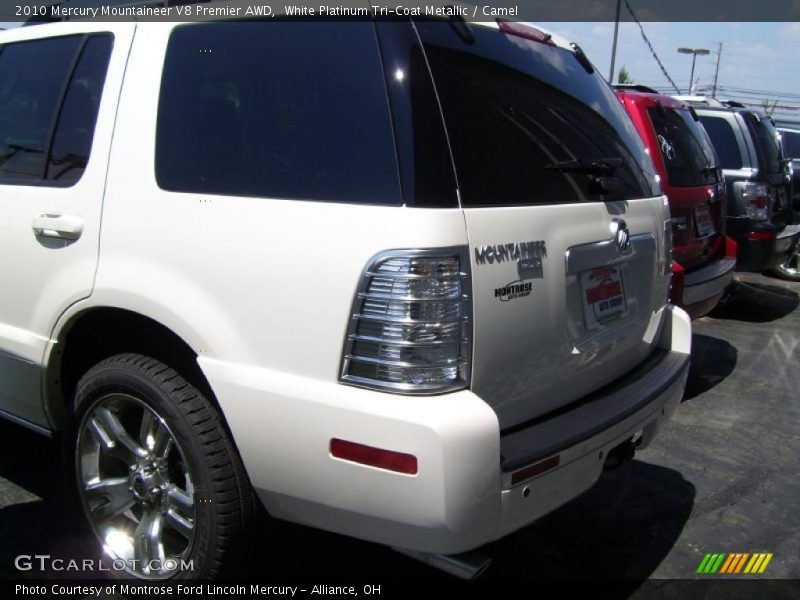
[1,272,798,588]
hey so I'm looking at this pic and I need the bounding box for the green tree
[618,66,633,84]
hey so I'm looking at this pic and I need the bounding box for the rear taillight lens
[739,182,770,221]
[341,249,471,394]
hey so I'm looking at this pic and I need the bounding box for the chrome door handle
[32,213,84,240]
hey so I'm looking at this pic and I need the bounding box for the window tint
[157,22,401,205]
[47,35,113,184]
[698,116,743,169]
[647,106,718,187]
[0,36,82,182]
[781,130,800,158]
[372,21,460,208]
[745,114,781,174]
[414,22,660,207]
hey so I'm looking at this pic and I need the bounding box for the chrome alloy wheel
[777,242,800,279]
[76,393,196,580]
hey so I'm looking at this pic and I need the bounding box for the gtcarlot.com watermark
[14,553,194,573]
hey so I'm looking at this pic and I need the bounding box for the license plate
[694,205,715,238]
[581,266,628,330]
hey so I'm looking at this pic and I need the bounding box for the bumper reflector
[330,438,418,475]
[511,455,560,486]
[747,230,776,242]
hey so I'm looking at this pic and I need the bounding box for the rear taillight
[669,260,684,306]
[739,182,770,221]
[725,236,738,258]
[340,248,471,394]
[747,230,776,242]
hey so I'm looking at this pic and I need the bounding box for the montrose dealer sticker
[495,280,533,302]
[580,266,628,329]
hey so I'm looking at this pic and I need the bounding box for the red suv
[616,89,737,318]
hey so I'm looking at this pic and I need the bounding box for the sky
[541,22,800,122]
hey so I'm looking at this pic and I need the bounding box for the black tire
[69,353,253,580]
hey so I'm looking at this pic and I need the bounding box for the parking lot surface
[1,273,798,586]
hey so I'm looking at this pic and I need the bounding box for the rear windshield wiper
[544,157,624,175]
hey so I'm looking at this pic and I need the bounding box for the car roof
[692,105,767,118]
[672,95,727,107]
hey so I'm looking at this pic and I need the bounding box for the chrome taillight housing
[738,181,770,221]
[340,248,472,394]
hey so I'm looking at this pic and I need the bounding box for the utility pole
[711,42,723,98]
[608,0,622,83]
[678,47,710,94]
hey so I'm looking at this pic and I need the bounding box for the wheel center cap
[130,465,163,504]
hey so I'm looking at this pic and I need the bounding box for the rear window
[647,106,718,187]
[781,130,800,158]
[745,114,782,174]
[156,22,401,204]
[699,116,743,170]
[414,21,660,207]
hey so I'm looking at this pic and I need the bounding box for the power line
[631,84,800,116]
[634,81,800,101]
[716,87,800,100]
[624,0,680,94]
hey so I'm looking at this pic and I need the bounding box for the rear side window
[414,22,660,207]
[156,22,401,205]
[782,130,800,158]
[698,116,743,169]
[0,34,112,186]
[647,106,718,187]
[47,35,113,184]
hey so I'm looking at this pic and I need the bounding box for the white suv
[0,16,690,580]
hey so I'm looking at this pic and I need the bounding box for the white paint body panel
[199,306,690,553]
[465,199,671,428]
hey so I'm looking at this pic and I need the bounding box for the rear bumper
[729,219,800,271]
[201,306,690,555]
[671,237,737,319]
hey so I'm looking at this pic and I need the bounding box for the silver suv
[695,106,800,276]
[0,16,690,579]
